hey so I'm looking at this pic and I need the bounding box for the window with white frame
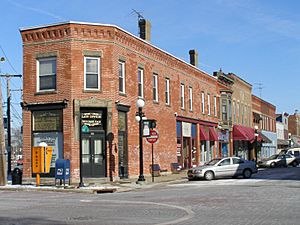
[165,78,170,105]
[201,92,205,114]
[207,94,211,115]
[153,73,158,102]
[214,96,217,117]
[189,87,193,111]
[119,60,125,94]
[37,57,57,91]
[84,57,100,90]
[138,68,144,98]
[180,84,185,109]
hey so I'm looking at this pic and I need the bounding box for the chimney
[189,49,198,67]
[139,19,151,42]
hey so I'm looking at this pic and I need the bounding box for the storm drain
[93,188,117,194]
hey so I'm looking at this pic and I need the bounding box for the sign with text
[146,130,159,144]
[31,146,53,174]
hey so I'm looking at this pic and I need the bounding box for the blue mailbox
[55,159,70,186]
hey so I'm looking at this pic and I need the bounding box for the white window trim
[201,92,205,114]
[189,87,193,111]
[119,61,126,94]
[180,84,185,109]
[138,68,144,98]
[214,96,217,117]
[36,57,57,92]
[153,74,158,102]
[207,94,211,115]
[165,78,170,105]
[84,56,100,91]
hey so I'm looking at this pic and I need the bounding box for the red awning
[200,127,209,141]
[233,125,255,143]
[209,127,218,141]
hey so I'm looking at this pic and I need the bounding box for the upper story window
[37,57,56,92]
[214,96,217,117]
[153,73,158,102]
[119,61,125,94]
[188,87,193,111]
[138,68,144,98]
[84,57,100,90]
[207,94,211,115]
[222,99,227,121]
[165,78,170,105]
[201,92,205,114]
[180,84,185,109]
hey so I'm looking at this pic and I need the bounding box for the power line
[0,45,21,75]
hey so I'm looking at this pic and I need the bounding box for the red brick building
[20,21,219,182]
[252,95,277,159]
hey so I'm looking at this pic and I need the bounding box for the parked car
[257,154,298,168]
[280,148,300,163]
[187,157,258,181]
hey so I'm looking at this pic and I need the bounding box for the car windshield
[269,154,278,160]
[206,159,221,166]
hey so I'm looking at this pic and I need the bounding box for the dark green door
[81,131,106,178]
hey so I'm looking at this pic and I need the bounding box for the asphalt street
[0,167,299,225]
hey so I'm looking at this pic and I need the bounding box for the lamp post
[254,125,259,163]
[135,99,145,182]
[288,133,292,148]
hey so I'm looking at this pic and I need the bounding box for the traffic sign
[146,129,159,144]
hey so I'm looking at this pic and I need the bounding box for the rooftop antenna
[132,9,144,21]
[254,83,264,98]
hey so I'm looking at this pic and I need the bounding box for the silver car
[187,157,258,181]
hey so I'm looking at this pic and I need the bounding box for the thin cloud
[6,0,65,20]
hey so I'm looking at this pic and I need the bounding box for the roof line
[19,21,214,79]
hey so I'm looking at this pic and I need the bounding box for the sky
[0,0,300,128]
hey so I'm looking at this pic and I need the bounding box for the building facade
[276,112,289,151]
[288,110,300,148]
[20,21,219,182]
[252,95,277,159]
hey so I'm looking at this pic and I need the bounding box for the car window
[233,158,244,164]
[285,154,292,158]
[219,158,231,166]
[278,155,285,159]
[269,155,278,160]
[294,151,300,156]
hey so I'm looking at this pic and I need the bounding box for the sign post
[146,130,159,182]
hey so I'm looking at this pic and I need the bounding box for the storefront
[176,120,197,169]
[233,125,256,160]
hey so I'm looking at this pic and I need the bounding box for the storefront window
[32,110,63,176]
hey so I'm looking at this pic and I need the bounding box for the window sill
[119,92,127,97]
[165,104,171,107]
[83,90,101,93]
[35,90,57,95]
[153,100,159,104]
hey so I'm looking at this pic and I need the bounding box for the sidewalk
[0,171,189,194]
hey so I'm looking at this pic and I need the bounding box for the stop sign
[146,129,159,144]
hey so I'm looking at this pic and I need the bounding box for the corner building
[20,21,219,182]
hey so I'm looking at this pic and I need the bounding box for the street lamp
[288,133,292,148]
[254,125,259,163]
[136,99,145,182]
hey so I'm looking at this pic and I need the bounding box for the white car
[187,157,258,181]
[257,154,298,168]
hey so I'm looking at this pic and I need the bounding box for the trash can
[170,163,180,174]
[12,168,22,185]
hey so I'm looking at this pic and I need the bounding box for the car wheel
[270,162,276,168]
[204,171,214,181]
[243,169,252,179]
[292,161,298,167]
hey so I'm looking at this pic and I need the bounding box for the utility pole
[0,81,6,185]
[0,74,22,177]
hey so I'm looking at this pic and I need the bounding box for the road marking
[94,199,195,225]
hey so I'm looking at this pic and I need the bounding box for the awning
[277,139,289,146]
[260,132,272,143]
[200,127,209,141]
[233,125,255,143]
[209,127,218,141]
